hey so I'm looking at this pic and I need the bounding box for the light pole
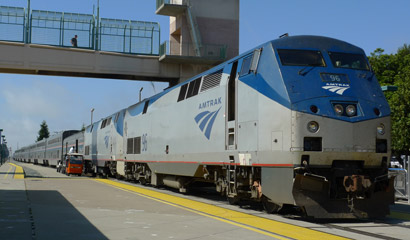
[91,108,95,126]
[139,87,144,102]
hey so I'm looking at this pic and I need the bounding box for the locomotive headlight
[307,121,319,133]
[334,104,343,115]
[346,105,356,117]
[377,124,385,135]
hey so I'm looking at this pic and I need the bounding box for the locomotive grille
[201,69,223,92]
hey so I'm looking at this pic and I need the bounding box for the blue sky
[1,0,409,151]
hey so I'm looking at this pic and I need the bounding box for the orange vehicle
[62,153,84,176]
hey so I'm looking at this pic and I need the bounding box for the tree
[37,120,50,142]
[369,44,410,156]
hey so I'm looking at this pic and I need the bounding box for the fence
[156,0,185,9]
[0,6,160,55]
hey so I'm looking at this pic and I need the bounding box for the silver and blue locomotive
[15,35,394,218]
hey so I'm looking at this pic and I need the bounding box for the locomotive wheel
[262,196,281,213]
[227,196,240,205]
[139,178,147,185]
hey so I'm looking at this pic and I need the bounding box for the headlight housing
[346,105,356,117]
[377,124,385,135]
[307,121,319,133]
[334,104,343,116]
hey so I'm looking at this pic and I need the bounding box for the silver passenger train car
[14,130,80,167]
[15,35,394,218]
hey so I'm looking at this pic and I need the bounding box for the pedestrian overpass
[0,1,238,84]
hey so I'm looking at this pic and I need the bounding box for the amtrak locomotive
[14,35,394,218]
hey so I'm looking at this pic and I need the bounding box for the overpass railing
[0,6,160,55]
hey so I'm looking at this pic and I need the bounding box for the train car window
[106,117,112,126]
[177,84,188,102]
[239,55,253,76]
[186,77,201,99]
[328,52,370,70]
[143,100,149,114]
[277,49,325,66]
[201,69,223,92]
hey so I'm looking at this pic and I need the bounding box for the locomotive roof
[270,35,365,54]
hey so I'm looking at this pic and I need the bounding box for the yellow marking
[95,179,350,240]
[389,211,410,221]
[9,163,24,179]
[3,165,13,179]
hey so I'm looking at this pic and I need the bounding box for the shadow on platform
[0,189,108,240]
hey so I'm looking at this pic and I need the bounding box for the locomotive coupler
[343,175,372,197]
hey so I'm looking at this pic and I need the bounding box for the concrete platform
[3,160,410,240]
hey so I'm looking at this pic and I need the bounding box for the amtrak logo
[322,83,350,95]
[194,107,221,140]
[104,136,109,148]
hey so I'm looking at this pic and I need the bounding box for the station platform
[2,160,410,240]
[0,161,33,239]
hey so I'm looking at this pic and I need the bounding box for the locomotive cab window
[277,49,326,67]
[328,52,370,70]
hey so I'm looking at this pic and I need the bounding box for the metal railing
[0,6,160,55]
[156,0,185,9]
[0,6,26,42]
[160,40,227,60]
[98,18,159,55]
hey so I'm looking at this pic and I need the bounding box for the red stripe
[83,158,293,167]
[252,163,293,167]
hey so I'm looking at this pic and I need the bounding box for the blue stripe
[199,112,215,131]
[195,111,210,123]
[204,107,221,139]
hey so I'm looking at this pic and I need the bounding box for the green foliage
[37,120,50,142]
[369,44,410,155]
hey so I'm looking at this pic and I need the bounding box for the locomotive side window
[143,100,149,114]
[186,77,202,99]
[277,49,325,67]
[328,52,369,70]
[239,55,253,76]
[177,84,188,102]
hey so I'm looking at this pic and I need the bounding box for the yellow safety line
[9,163,24,179]
[3,165,13,179]
[95,179,350,240]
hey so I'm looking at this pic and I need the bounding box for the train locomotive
[14,35,394,218]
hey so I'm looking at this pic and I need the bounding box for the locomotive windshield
[328,52,370,70]
[277,49,325,66]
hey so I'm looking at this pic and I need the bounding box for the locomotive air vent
[201,69,223,92]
